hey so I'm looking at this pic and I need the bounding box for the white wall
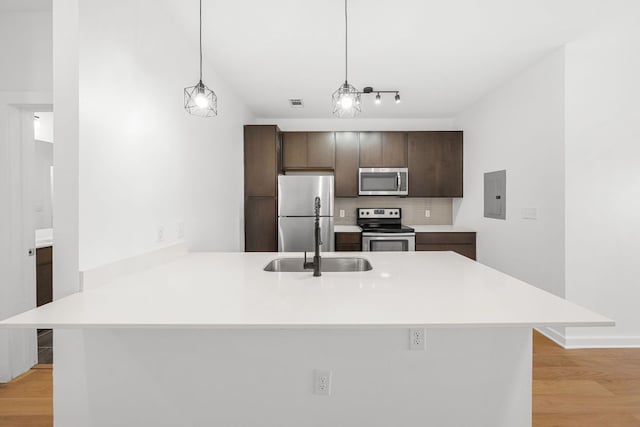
[564,15,640,347]
[68,0,252,272]
[253,118,454,131]
[0,7,53,382]
[0,10,52,92]
[53,0,80,299]
[453,50,566,299]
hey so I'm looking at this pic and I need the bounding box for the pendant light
[332,0,361,118]
[184,0,217,117]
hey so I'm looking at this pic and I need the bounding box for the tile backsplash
[335,197,453,225]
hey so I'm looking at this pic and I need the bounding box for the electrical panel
[484,170,506,220]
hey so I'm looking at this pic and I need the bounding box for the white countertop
[35,228,53,248]
[410,225,476,233]
[0,251,612,329]
[334,225,362,233]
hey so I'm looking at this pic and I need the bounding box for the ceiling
[173,1,630,119]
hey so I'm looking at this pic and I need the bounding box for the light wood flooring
[0,332,638,426]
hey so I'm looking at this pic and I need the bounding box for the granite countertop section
[0,252,612,330]
[410,225,476,233]
[334,225,362,233]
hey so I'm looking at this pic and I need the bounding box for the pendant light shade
[184,0,217,117]
[332,0,360,118]
[184,80,217,117]
[332,81,361,118]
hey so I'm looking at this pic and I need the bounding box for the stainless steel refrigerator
[278,175,334,252]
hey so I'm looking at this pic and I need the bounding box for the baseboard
[536,326,640,349]
[80,243,188,291]
[563,335,640,349]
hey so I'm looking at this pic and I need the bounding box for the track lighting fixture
[331,0,402,117]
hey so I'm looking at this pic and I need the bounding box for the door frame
[0,103,53,382]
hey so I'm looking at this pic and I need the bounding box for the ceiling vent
[289,98,304,108]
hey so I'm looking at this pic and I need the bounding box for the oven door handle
[362,233,416,239]
[396,172,401,191]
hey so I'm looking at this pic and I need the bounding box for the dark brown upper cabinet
[244,125,280,197]
[307,132,335,168]
[359,132,408,168]
[282,132,307,169]
[382,132,408,167]
[282,132,335,170]
[358,132,383,167]
[408,131,463,197]
[334,132,359,197]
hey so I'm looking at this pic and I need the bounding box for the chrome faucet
[304,196,322,277]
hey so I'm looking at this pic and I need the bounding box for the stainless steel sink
[264,257,373,273]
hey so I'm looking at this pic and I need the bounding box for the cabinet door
[335,132,359,197]
[282,132,308,169]
[415,232,476,260]
[358,132,383,167]
[408,131,463,197]
[244,126,278,197]
[335,232,362,251]
[245,197,277,252]
[307,132,335,168]
[382,132,408,167]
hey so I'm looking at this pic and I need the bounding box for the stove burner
[356,208,414,234]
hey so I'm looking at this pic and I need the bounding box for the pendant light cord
[344,0,348,83]
[199,0,203,82]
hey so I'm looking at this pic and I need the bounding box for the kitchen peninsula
[1,251,612,427]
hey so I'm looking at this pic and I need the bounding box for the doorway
[33,111,54,364]
[0,103,54,382]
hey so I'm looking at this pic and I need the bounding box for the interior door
[0,108,38,382]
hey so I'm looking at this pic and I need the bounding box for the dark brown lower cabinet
[36,247,53,307]
[245,197,277,252]
[416,232,476,260]
[335,232,362,251]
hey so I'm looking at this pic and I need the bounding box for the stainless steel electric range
[357,208,415,252]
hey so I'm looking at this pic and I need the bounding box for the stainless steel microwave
[358,168,408,196]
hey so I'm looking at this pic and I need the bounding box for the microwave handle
[396,172,401,190]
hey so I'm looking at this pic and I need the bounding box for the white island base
[56,327,532,427]
[2,252,612,426]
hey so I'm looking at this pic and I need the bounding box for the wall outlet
[424,209,431,218]
[409,328,426,350]
[157,226,165,242]
[339,209,345,218]
[177,221,185,239]
[313,369,332,395]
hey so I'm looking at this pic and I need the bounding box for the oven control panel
[358,208,401,219]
